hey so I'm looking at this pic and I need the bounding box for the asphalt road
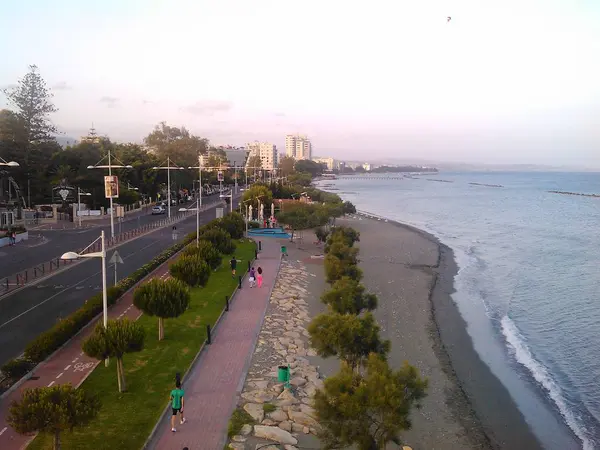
[0,194,224,279]
[0,197,240,367]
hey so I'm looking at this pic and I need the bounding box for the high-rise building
[312,157,337,171]
[285,134,312,160]
[246,141,278,170]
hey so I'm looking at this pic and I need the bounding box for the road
[0,194,224,279]
[0,197,240,367]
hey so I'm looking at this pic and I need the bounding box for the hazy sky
[1,0,599,167]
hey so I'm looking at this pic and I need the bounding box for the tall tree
[278,155,295,177]
[242,183,273,213]
[314,353,428,450]
[133,279,190,340]
[8,384,100,450]
[321,277,378,315]
[1,65,58,145]
[308,312,390,371]
[82,319,145,392]
[294,159,323,177]
[246,155,262,170]
[143,122,208,167]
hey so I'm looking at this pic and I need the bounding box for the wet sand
[336,215,544,450]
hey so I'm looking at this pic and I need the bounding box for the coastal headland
[338,214,543,450]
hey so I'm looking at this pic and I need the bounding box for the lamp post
[0,158,19,208]
[77,188,92,228]
[87,149,133,238]
[187,155,203,247]
[61,231,109,366]
[152,157,184,219]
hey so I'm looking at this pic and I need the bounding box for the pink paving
[148,239,282,450]
[0,258,175,449]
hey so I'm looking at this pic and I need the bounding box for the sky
[1,0,599,168]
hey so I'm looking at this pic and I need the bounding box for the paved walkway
[0,255,175,449]
[148,239,282,450]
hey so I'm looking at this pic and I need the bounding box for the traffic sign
[109,250,124,265]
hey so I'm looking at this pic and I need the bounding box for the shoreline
[343,213,544,450]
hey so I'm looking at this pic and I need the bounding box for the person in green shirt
[170,380,186,432]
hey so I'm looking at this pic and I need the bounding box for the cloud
[180,100,233,116]
[99,96,119,108]
[52,81,72,90]
[273,112,286,117]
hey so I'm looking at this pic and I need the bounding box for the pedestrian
[12,231,16,245]
[256,266,263,288]
[230,256,238,278]
[249,267,256,288]
[170,379,186,432]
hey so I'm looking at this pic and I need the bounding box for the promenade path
[0,254,175,450]
[148,239,282,450]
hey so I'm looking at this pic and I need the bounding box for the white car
[151,205,166,215]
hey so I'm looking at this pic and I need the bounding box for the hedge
[1,213,245,383]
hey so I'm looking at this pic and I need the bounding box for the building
[285,134,312,160]
[80,125,102,145]
[246,141,278,170]
[199,147,249,170]
[312,157,337,171]
[362,162,372,171]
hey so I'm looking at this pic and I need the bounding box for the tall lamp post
[60,231,109,366]
[0,158,20,215]
[87,150,132,238]
[77,188,92,228]
[187,155,203,246]
[152,157,184,219]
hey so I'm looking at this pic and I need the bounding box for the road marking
[47,381,55,387]
[56,372,63,379]
[79,352,83,356]
[71,358,78,363]
[64,365,71,370]
[0,427,7,436]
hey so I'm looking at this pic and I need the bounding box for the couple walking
[248,266,263,288]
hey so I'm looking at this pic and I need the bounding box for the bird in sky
[447,16,451,22]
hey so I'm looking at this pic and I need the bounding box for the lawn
[28,239,256,450]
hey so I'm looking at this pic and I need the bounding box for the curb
[142,240,265,450]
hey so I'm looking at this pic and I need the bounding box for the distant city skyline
[1,0,599,169]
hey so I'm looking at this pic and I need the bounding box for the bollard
[238,275,242,289]
[206,324,212,344]
[247,260,251,272]
[258,240,262,251]
[254,249,258,260]
[225,295,229,311]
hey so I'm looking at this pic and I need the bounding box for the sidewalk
[147,239,282,450]
[0,255,174,449]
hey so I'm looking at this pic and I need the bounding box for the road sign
[217,171,224,182]
[104,176,119,198]
[109,250,124,265]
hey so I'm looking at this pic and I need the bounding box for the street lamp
[0,157,19,167]
[60,231,109,366]
[77,188,92,228]
[152,157,184,219]
[87,149,133,239]
[188,155,203,247]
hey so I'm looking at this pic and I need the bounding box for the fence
[0,211,194,297]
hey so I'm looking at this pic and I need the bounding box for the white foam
[501,315,593,450]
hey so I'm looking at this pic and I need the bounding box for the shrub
[1,358,35,380]
[170,255,211,287]
[321,277,377,315]
[200,228,236,255]
[315,227,329,244]
[325,226,360,251]
[248,221,261,229]
[217,212,245,239]
[183,241,222,270]
[343,201,357,214]
[324,253,363,284]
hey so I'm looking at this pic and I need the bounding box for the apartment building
[285,134,312,160]
[246,141,278,170]
[312,157,337,171]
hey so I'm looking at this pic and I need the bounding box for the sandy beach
[336,215,544,450]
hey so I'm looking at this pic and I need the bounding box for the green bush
[248,221,261,229]
[200,228,236,255]
[183,241,222,270]
[170,255,211,287]
[1,358,35,380]
[217,212,245,239]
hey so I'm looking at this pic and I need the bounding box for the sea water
[317,172,600,450]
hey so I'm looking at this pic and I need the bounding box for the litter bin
[278,365,290,388]
[280,245,287,257]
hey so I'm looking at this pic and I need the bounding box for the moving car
[151,205,166,215]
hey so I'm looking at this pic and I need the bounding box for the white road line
[56,372,63,379]
[71,358,78,363]
[64,365,71,370]
[0,427,7,436]
[79,352,83,356]
[47,381,55,387]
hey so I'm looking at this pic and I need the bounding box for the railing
[0,211,194,297]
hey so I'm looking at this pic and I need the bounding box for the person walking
[230,256,238,278]
[170,379,186,432]
[256,266,263,288]
[248,267,256,288]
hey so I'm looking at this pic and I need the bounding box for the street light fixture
[87,150,133,239]
[152,157,185,219]
[188,156,203,247]
[61,231,109,366]
[0,157,19,167]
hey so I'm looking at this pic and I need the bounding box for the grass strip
[28,239,256,450]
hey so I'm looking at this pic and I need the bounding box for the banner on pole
[104,176,119,199]
[217,171,224,182]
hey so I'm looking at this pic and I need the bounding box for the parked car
[151,205,166,215]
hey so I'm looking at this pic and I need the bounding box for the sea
[316,171,600,450]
